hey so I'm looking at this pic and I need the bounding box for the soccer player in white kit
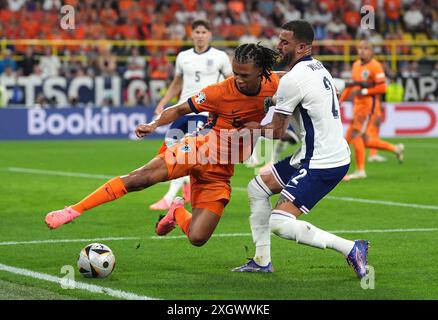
[233,20,369,278]
[150,19,233,210]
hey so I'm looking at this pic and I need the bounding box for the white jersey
[175,47,232,104]
[274,56,350,169]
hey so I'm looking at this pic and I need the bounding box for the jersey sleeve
[187,83,222,114]
[220,52,233,77]
[174,53,183,76]
[274,76,302,115]
[367,62,387,95]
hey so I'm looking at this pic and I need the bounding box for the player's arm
[245,112,289,139]
[136,101,191,138]
[362,79,387,95]
[154,75,183,115]
[339,86,354,103]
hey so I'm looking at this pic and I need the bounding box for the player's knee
[247,176,273,202]
[248,178,266,201]
[188,234,208,247]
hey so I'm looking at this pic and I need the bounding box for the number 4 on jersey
[323,76,339,119]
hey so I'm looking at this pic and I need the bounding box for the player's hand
[135,123,156,138]
[349,87,364,98]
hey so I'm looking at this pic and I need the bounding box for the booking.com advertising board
[0,107,167,140]
[0,103,437,140]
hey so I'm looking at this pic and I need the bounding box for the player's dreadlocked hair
[234,43,280,82]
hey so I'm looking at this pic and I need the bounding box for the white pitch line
[233,186,438,211]
[7,167,438,211]
[1,228,438,246]
[325,196,438,210]
[0,237,140,246]
[0,263,158,300]
[7,167,114,180]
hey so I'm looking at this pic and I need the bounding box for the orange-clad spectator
[87,21,105,40]
[139,0,155,10]
[22,18,41,39]
[119,0,134,11]
[14,29,28,53]
[228,0,245,14]
[248,23,263,38]
[150,15,168,40]
[141,6,155,25]
[63,0,78,6]
[0,9,14,23]
[384,0,401,33]
[103,20,118,39]
[362,0,377,9]
[40,10,58,29]
[148,51,172,80]
[117,23,139,39]
[100,3,118,23]
[343,3,361,36]
[229,24,246,39]
[72,24,86,40]
[182,0,197,12]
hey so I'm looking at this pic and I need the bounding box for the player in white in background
[149,19,233,210]
[233,20,369,278]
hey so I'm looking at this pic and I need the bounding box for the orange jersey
[187,74,279,163]
[341,58,387,116]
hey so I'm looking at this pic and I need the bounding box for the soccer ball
[77,243,116,278]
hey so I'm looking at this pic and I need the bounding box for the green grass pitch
[0,138,437,300]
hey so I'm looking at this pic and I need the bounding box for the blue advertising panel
[0,107,168,140]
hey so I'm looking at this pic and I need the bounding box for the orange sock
[352,136,365,171]
[366,138,396,153]
[71,177,128,213]
[369,148,378,156]
[174,207,192,236]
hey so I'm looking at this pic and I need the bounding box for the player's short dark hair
[192,19,211,31]
[234,43,280,82]
[282,20,314,45]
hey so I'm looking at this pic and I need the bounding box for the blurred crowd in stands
[0,0,438,107]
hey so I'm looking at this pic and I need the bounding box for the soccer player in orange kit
[340,40,404,180]
[45,43,280,247]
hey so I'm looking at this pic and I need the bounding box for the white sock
[269,211,354,256]
[248,176,273,266]
[182,175,190,185]
[163,177,185,203]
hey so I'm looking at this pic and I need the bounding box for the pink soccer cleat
[182,182,191,203]
[45,207,81,229]
[155,197,185,236]
[149,198,171,210]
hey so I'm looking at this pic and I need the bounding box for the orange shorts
[157,135,233,216]
[351,99,382,137]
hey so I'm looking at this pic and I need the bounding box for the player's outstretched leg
[45,157,169,229]
[269,209,369,278]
